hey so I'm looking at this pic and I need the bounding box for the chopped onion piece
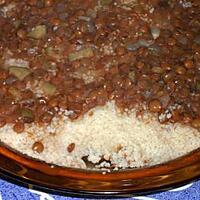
[100,0,113,6]
[20,108,35,123]
[28,25,47,39]
[5,58,29,68]
[68,48,94,61]
[8,87,22,100]
[128,71,136,82]
[42,82,57,96]
[9,67,31,80]
[127,40,154,51]
[150,26,160,40]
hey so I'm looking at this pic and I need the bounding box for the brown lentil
[44,0,53,7]
[184,60,194,69]
[13,122,25,133]
[175,66,186,75]
[67,143,76,153]
[32,141,44,153]
[149,99,162,113]
[191,119,200,129]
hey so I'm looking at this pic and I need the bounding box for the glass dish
[0,143,200,198]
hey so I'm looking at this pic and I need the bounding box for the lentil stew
[0,0,200,132]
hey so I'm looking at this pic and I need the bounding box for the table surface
[0,178,199,200]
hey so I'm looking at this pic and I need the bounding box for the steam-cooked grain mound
[1,102,200,169]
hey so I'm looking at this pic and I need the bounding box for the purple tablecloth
[0,178,199,200]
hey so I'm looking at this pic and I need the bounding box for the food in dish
[0,0,200,170]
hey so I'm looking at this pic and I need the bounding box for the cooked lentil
[32,141,44,153]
